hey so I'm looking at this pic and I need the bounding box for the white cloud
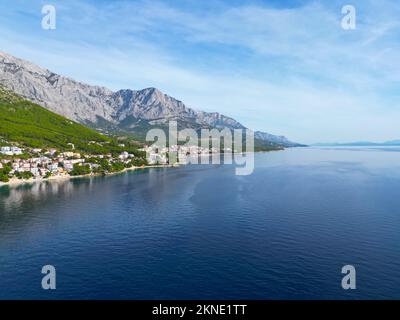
[1,0,400,143]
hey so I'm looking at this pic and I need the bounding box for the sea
[0,147,399,299]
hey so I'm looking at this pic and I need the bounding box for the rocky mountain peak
[0,51,300,146]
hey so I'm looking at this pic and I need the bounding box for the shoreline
[0,149,288,189]
[0,163,180,189]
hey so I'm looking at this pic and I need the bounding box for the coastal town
[0,143,219,185]
[0,144,138,183]
[143,144,219,165]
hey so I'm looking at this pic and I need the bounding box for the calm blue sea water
[0,147,400,299]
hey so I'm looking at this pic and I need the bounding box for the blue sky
[1,0,400,143]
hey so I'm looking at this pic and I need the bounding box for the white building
[30,167,40,176]
[18,163,31,172]
[148,153,167,165]
[118,152,129,160]
[61,152,74,158]
[88,163,100,170]
[48,149,57,156]
[63,159,84,171]
[0,146,23,156]
[11,147,22,155]
[48,163,59,172]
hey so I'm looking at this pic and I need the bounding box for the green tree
[0,172,9,182]
[15,171,33,180]
[70,164,91,176]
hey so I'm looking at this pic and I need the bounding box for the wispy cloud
[1,0,400,143]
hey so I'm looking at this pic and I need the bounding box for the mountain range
[0,86,111,152]
[313,141,400,147]
[0,51,302,147]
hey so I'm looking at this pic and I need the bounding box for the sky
[1,0,400,144]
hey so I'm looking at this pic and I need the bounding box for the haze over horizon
[1,0,400,144]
